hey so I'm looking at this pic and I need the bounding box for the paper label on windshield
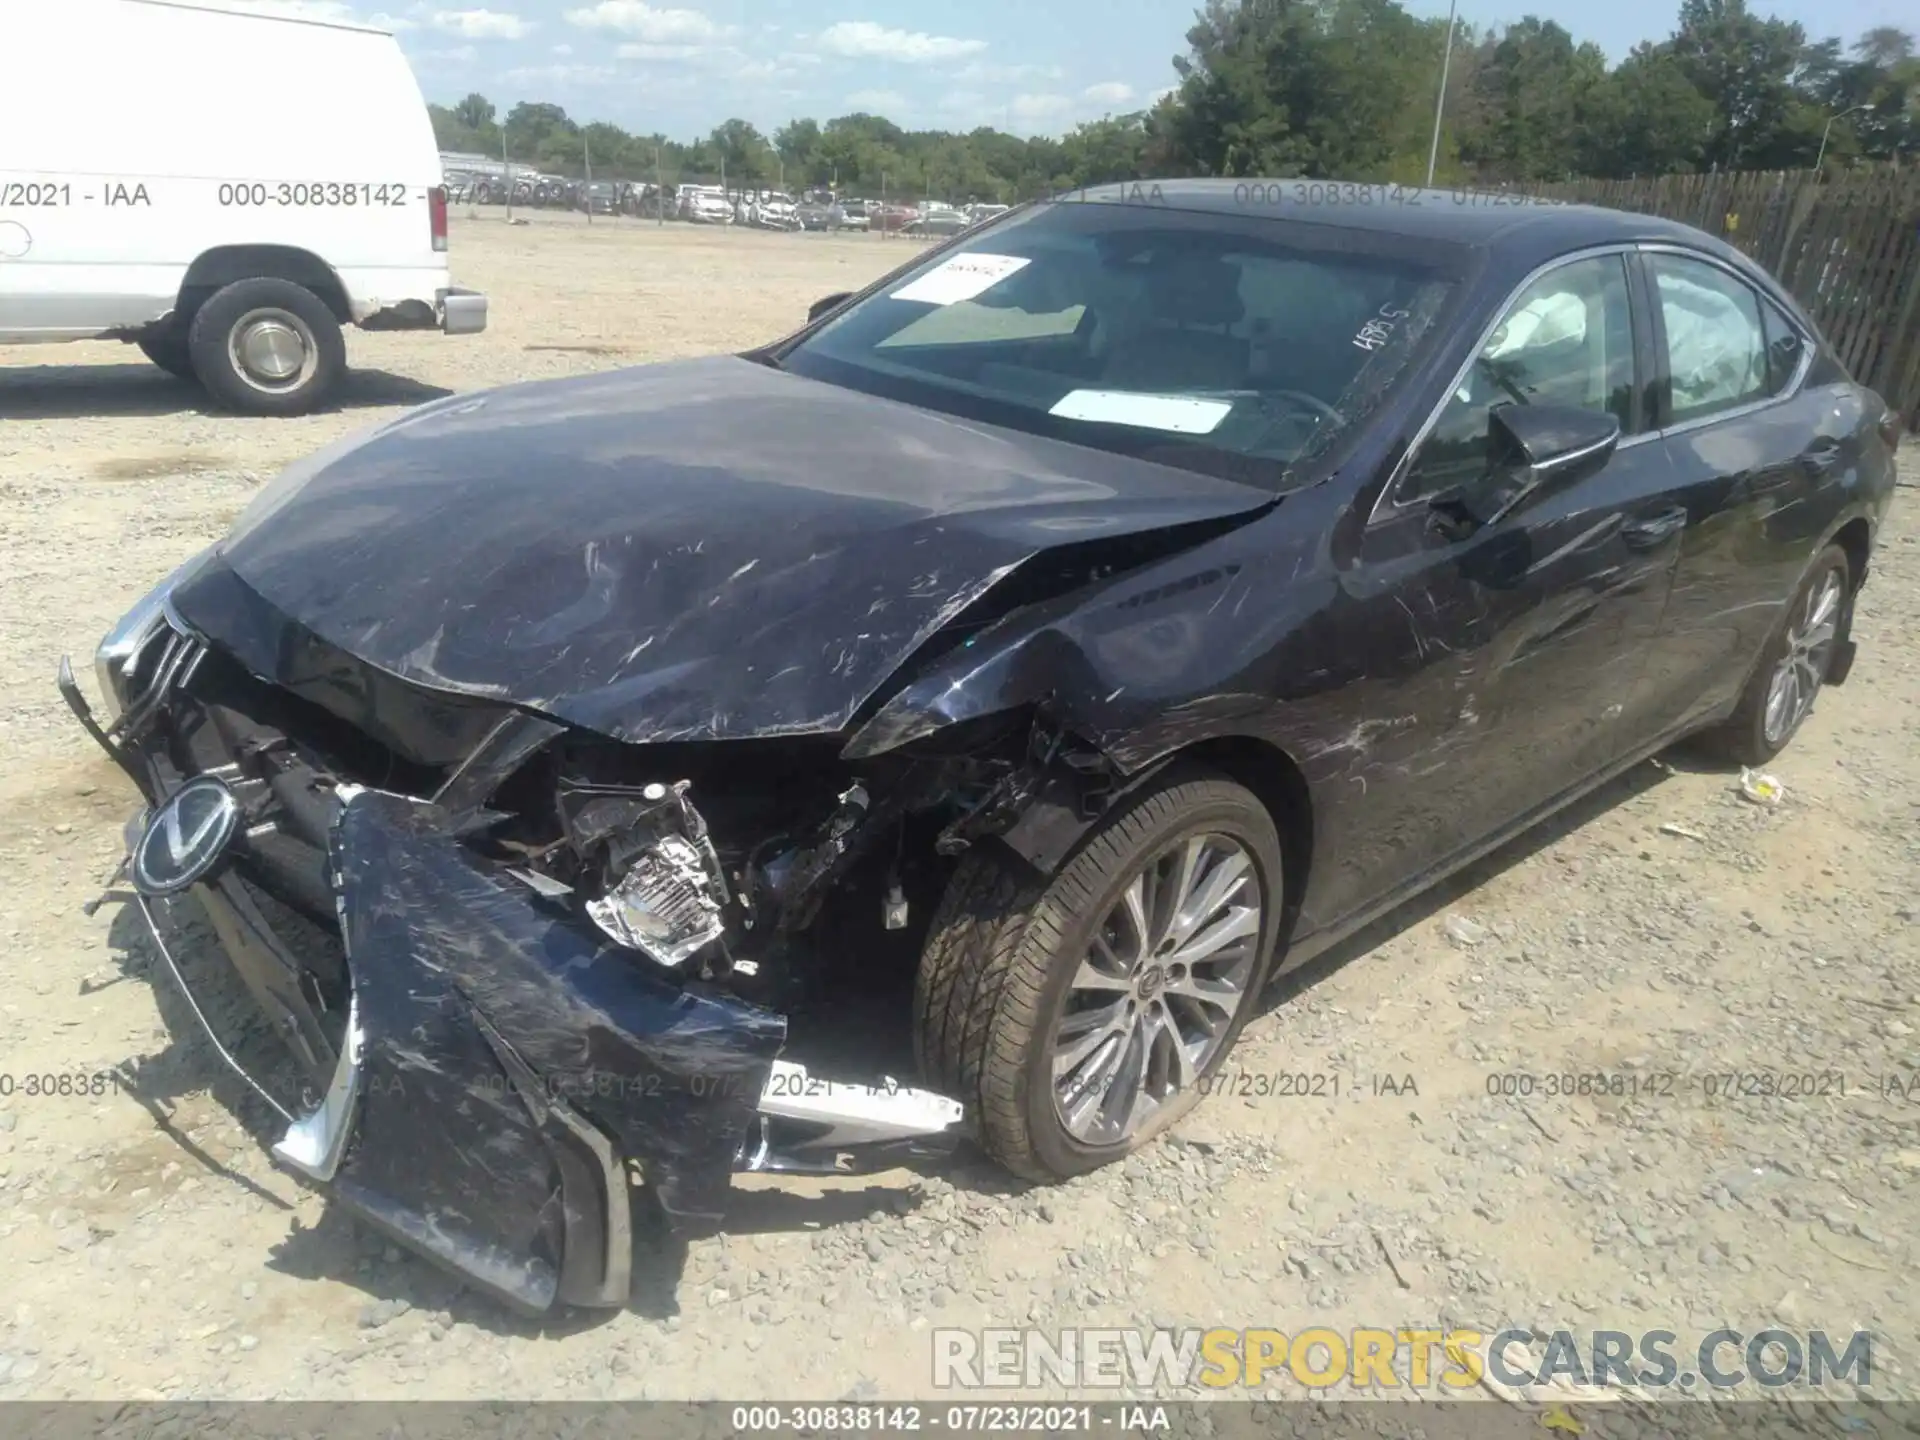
[1049,390,1234,435]
[890,253,1030,306]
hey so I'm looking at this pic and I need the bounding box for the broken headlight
[569,780,729,969]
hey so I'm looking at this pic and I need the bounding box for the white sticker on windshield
[1048,390,1234,434]
[890,252,1031,306]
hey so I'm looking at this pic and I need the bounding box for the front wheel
[915,769,1284,1182]
[187,277,345,416]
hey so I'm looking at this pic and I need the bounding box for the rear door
[1626,247,1844,738]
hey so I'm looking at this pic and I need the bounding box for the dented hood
[192,356,1270,743]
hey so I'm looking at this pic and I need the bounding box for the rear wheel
[1695,543,1851,766]
[916,769,1283,1181]
[187,277,345,416]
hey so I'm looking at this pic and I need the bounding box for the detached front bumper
[61,655,962,1316]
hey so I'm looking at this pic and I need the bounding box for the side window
[1401,254,1634,502]
[1760,296,1807,397]
[1649,254,1770,423]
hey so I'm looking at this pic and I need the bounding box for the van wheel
[137,326,196,381]
[188,278,345,416]
[915,768,1283,1182]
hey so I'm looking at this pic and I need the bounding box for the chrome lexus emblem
[130,777,240,896]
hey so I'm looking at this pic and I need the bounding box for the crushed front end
[60,555,977,1315]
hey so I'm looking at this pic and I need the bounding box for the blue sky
[259,0,1912,138]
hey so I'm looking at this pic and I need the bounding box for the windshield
[778,201,1467,492]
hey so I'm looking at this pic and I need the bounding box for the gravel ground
[0,212,1915,1405]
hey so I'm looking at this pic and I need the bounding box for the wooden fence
[1536,166,1920,426]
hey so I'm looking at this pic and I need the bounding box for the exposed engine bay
[474,709,1115,1007]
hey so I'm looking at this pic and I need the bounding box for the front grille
[115,625,492,928]
[119,559,525,930]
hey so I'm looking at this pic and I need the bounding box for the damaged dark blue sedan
[64,181,1901,1314]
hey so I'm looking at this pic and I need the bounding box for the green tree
[1459,19,1610,180]
[454,92,495,131]
[1669,0,1807,167]
[1584,43,1718,174]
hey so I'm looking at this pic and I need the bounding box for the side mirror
[808,291,853,323]
[1436,402,1621,533]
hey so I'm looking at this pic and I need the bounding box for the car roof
[1053,177,1740,271]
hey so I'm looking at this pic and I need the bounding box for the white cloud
[614,42,814,79]
[564,1,728,42]
[617,41,705,59]
[431,8,533,39]
[845,88,909,111]
[951,59,1062,84]
[1009,93,1072,120]
[1082,81,1135,106]
[504,61,617,84]
[553,41,573,54]
[936,90,989,114]
[420,43,479,63]
[816,21,985,64]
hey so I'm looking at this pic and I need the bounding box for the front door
[1306,250,1687,927]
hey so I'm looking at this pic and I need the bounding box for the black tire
[1694,542,1852,766]
[915,768,1285,1182]
[137,326,195,381]
[187,277,345,416]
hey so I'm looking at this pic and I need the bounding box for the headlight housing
[93,549,211,722]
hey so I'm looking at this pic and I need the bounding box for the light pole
[501,123,513,223]
[1815,102,1873,173]
[1425,0,1460,188]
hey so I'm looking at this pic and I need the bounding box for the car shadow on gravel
[1260,752,1677,1011]
[0,364,452,418]
[101,898,305,1201]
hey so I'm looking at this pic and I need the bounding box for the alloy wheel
[1763,569,1843,745]
[1048,832,1264,1145]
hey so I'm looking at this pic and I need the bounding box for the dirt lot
[0,212,1915,1405]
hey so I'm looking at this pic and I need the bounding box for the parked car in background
[831,198,872,231]
[751,192,801,230]
[1,0,486,414]
[967,203,1012,226]
[682,186,733,224]
[906,204,970,238]
[797,198,835,230]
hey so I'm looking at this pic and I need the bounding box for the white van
[0,0,486,415]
